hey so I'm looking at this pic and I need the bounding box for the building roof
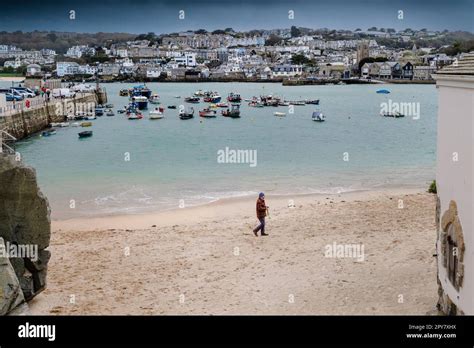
[436,52,474,75]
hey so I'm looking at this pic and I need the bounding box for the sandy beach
[29,188,438,315]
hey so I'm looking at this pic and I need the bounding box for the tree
[387,28,396,33]
[224,28,234,33]
[368,27,378,32]
[212,29,226,35]
[290,26,301,38]
[46,33,57,42]
[194,29,207,35]
[291,53,310,65]
[355,28,362,32]
[265,34,283,46]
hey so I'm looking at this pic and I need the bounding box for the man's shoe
[261,233,269,236]
[253,229,258,237]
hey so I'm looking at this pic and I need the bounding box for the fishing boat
[41,129,56,136]
[117,108,126,114]
[185,97,200,103]
[221,104,240,118]
[312,111,325,122]
[131,85,152,99]
[274,112,286,117]
[149,107,165,119]
[71,122,80,127]
[119,89,129,96]
[216,102,229,108]
[199,108,217,118]
[105,109,115,116]
[179,107,194,120]
[149,94,160,104]
[78,131,93,138]
[127,111,143,120]
[305,99,320,105]
[204,94,222,103]
[227,93,242,103]
[131,96,148,110]
[278,101,290,106]
[105,103,114,108]
[86,115,96,120]
[174,95,181,98]
[95,108,104,116]
[81,122,92,127]
[167,105,177,109]
[376,89,390,94]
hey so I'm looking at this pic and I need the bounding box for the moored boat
[312,111,325,122]
[179,107,194,120]
[81,122,92,127]
[216,102,229,108]
[149,94,160,104]
[131,96,148,110]
[95,108,104,116]
[119,89,129,96]
[221,104,241,118]
[41,129,56,136]
[168,105,177,109]
[105,109,115,116]
[149,107,165,119]
[185,96,200,103]
[199,108,217,118]
[305,99,320,105]
[227,93,242,103]
[127,112,143,120]
[78,131,93,138]
[274,112,286,117]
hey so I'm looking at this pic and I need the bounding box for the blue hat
[259,192,265,198]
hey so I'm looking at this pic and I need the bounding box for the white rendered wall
[436,75,474,314]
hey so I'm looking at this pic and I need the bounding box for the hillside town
[0,27,472,83]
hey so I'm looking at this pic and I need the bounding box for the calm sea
[5,82,437,219]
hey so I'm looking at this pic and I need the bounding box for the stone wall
[0,155,51,314]
[0,93,98,140]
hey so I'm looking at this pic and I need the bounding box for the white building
[78,65,98,75]
[66,45,96,58]
[56,62,80,76]
[173,52,196,67]
[433,53,474,315]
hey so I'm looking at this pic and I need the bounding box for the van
[52,88,76,99]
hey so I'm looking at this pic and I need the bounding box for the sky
[0,0,472,34]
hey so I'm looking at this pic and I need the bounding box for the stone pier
[0,92,99,140]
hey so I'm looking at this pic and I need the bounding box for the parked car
[7,90,24,101]
[11,87,36,98]
[5,93,23,102]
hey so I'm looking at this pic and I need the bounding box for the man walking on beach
[253,192,268,237]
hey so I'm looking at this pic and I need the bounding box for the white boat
[127,112,143,120]
[149,107,165,119]
[71,122,80,127]
[149,94,160,104]
[86,115,96,120]
[274,112,286,117]
[312,111,325,122]
[50,122,69,127]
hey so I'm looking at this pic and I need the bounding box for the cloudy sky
[0,0,472,34]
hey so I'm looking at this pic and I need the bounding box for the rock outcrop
[0,154,51,314]
[0,237,29,315]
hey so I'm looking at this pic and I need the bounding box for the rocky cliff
[0,154,51,314]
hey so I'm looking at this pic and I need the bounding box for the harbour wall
[0,93,99,140]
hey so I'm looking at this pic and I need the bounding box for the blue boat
[376,89,390,94]
[131,96,148,110]
[132,85,152,99]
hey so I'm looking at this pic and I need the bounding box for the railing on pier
[0,92,95,117]
[0,128,17,155]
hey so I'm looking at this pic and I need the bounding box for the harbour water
[10,82,437,219]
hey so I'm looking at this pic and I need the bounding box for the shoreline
[52,186,426,232]
[34,186,437,315]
